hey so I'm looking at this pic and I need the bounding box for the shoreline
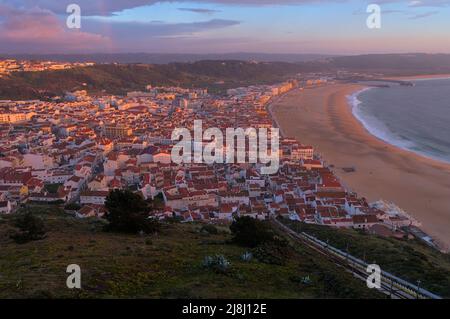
[387,73,450,81]
[347,85,450,167]
[270,83,450,251]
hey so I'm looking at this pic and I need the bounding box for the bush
[253,244,284,265]
[230,217,273,248]
[10,212,47,244]
[64,203,81,211]
[200,224,218,235]
[253,238,292,265]
[149,193,165,210]
[317,271,356,298]
[290,275,312,285]
[104,189,160,234]
[164,216,183,224]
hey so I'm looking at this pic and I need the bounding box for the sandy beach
[270,83,450,251]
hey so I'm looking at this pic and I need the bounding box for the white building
[0,200,12,214]
[80,190,109,205]
[23,153,55,170]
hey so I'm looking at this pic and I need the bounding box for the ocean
[349,77,450,164]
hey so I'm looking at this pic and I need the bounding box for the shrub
[104,189,160,234]
[64,203,81,211]
[10,212,47,244]
[290,275,311,285]
[164,216,183,224]
[200,224,218,235]
[230,217,273,248]
[253,239,292,266]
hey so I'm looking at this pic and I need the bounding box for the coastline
[347,87,450,166]
[387,73,450,81]
[270,83,450,251]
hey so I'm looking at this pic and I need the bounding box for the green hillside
[281,219,450,298]
[0,61,305,100]
[0,207,382,299]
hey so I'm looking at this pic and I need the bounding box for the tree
[104,189,160,234]
[11,211,47,244]
[229,216,273,248]
[64,203,81,211]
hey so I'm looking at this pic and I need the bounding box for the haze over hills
[0,53,334,64]
[329,53,450,74]
[2,52,450,71]
[2,53,450,100]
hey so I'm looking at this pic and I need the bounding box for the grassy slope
[281,220,450,298]
[0,207,382,299]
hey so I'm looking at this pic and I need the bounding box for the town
[0,59,94,77]
[0,74,435,248]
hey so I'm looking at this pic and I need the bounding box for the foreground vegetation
[0,207,382,299]
[281,219,450,298]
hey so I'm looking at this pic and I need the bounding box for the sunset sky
[0,0,449,54]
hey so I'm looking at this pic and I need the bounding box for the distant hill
[327,53,450,75]
[2,54,450,100]
[0,61,312,100]
[0,53,333,64]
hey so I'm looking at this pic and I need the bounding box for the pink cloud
[0,5,111,53]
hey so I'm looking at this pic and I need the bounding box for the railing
[273,219,443,299]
